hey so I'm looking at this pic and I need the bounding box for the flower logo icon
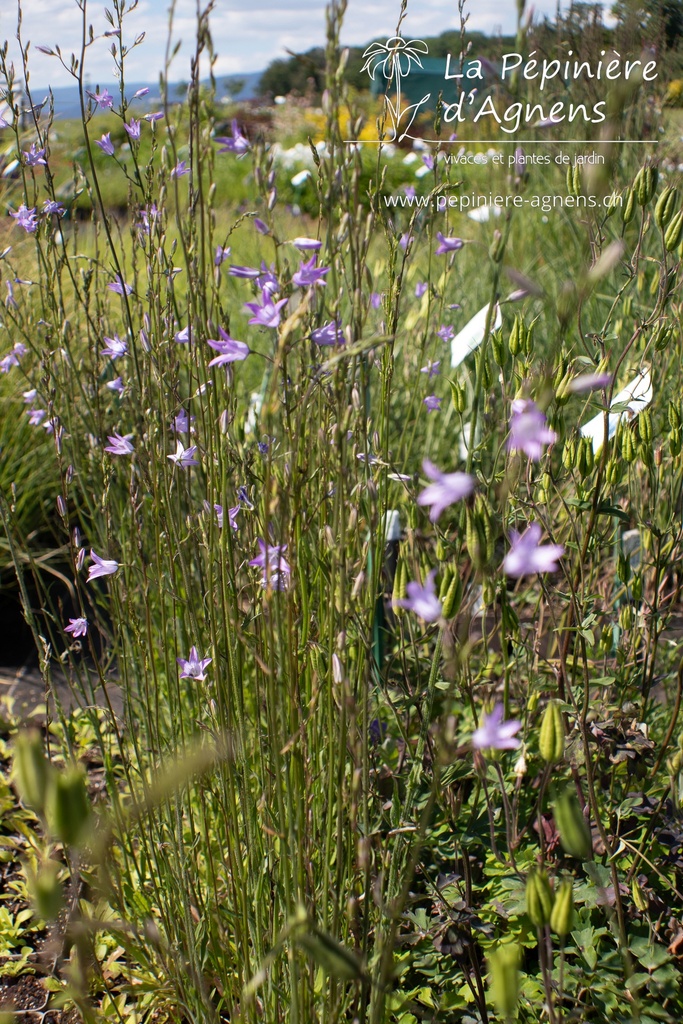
[361,36,431,142]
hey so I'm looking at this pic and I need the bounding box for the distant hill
[22,73,263,121]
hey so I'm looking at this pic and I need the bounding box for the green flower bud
[553,788,592,860]
[28,859,64,921]
[526,869,554,927]
[550,880,575,936]
[47,767,92,848]
[488,945,520,1020]
[655,186,678,229]
[539,701,565,764]
[664,209,683,252]
[13,730,51,815]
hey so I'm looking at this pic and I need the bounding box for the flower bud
[47,767,92,848]
[526,869,554,927]
[488,944,520,1020]
[553,788,592,860]
[539,701,565,764]
[13,730,51,814]
[550,880,575,936]
[28,859,64,920]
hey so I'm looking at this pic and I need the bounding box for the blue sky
[1,0,613,89]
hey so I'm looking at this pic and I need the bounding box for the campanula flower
[168,441,199,468]
[423,395,442,413]
[177,646,212,681]
[11,205,38,233]
[124,119,141,140]
[207,328,250,365]
[508,399,557,461]
[292,256,329,289]
[65,616,88,637]
[171,159,190,177]
[249,539,291,589]
[24,143,47,166]
[472,704,521,750]
[311,320,344,346]
[245,296,288,329]
[87,88,113,109]
[104,432,134,455]
[87,550,119,581]
[502,522,564,577]
[101,335,128,359]
[215,119,249,156]
[95,133,115,156]
[395,570,442,622]
[435,232,464,255]
[417,458,475,522]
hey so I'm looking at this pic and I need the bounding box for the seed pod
[622,188,636,224]
[488,944,520,1020]
[553,789,592,860]
[436,537,447,562]
[665,209,683,252]
[655,186,678,229]
[565,165,574,195]
[449,378,467,413]
[508,315,525,356]
[442,571,462,619]
[631,574,643,602]
[620,425,636,464]
[619,605,633,631]
[606,458,622,485]
[550,880,575,936]
[572,164,582,196]
[526,869,554,928]
[668,403,681,430]
[555,368,573,402]
[563,436,578,471]
[392,558,407,605]
[439,564,454,601]
[580,437,594,476]
[670,426,681,457]
[489,229,504,262]
[634,165,658,206]
[47,767,92,848]
[13,730,51,815]
[465,508,486,570]
[491,329,505,367]
[654,323,673,351]
[539,701,565,764]
[639,409,653,446]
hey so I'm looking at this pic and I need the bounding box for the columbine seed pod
[488,945,520,1020]
[28,859,64,921]
[620,425,636,464]
[619,605,633,631]
[441,571,463,619]
[526,869,554,928]
[665,209,683,252]
[465,507,487,571]
[606,458,622,486]
[634,165,658,206]
[47,767,92,848]
[669,403,682,430]
[450,378,467,413]
[539,701,565,764]
[508,315,526,356]
[654,323,673,351]
[631,575,643,602]
[639,409,653,446]
[670,427,682,457]
[571,164,581,196]
[550,880,575,936]
[553,789,592,860]
[655,186,678,230]
[13,730,51,815]
[439,564,454,601]
[563,436,578,471]
[622,188,636,224]
[491,329,505,367]
[392,558,408,606]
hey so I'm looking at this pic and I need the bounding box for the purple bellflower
[215,120,249,156]
[168,441,199,468]
[417,459,475,522]
[292,256,329,289]
[245,296,288,329]
[395,570,442,622]
[207,329,250,366]
[104,432,134,455]
[435,232,464,255]
[502,522,564,577]
[472,704,521,750]
[507,399,557,461]
[65,616,88,638]
[177,646,212,681]
[88,550,119,581]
